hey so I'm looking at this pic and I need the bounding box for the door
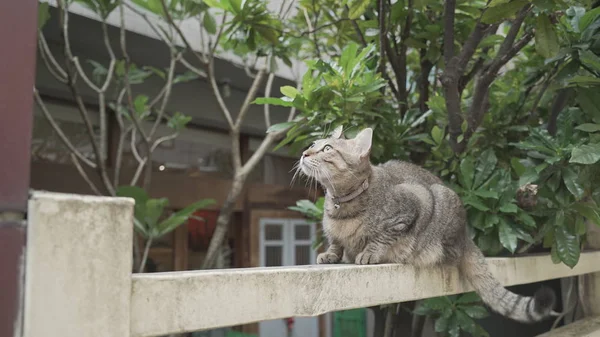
[259,218,319,337]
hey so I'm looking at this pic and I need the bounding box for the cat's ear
[353,128,373,158]
[330,125,344,139]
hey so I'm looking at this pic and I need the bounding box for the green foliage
[38,2,50,29]
[277,1,600,335]
[69,0,600,332]
[256,42,429,161]
[288,198,325,249]
[116,186,215,239]
[452,149,536,255]
[73,0,119,19]
[414,293,489,337]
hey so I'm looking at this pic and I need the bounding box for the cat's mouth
[299,157,317,177]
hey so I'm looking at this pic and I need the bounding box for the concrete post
[23,191,134,337]
[579,221,600,316]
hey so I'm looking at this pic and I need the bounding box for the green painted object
[333,308,366,337]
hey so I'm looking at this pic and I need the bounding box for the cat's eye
[308,142,316,149]
[323,145,333,152]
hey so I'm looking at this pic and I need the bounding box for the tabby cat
[299,126,555,323]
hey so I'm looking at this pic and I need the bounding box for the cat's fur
[299,126,555,323]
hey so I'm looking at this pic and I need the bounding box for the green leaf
[456,292,481,304]
[551,244,561,264]
[447,315,461,337]
[579,7,600,32]
[499,219,518,253]
[473,190,499,199]
[489,0,510,6]
[167,112,192,130]
[116,185,149,221]
[513,227,535,243]
[156,199,216,237]
[431,126,444,145]
[202,0,227,9]
[563,168,584,199]
[519,167,539,186]
[173,71,199,84]
[348,0,370,19]
[460,156,475,190]
[435,315,449,332]
[145,198,169,228]
[266,122,294,134]
[280,86,299,98]
[133,217,148,237]
[576,123,600,132]
[566,6,586,32]
[568,76,600,87]
[554,225,580,268]
[577,88,600,122]
[253,97,294,107]
[464,195,490,211]
[511,157,526,176]
[535,14,560,58]
[517,210,537,228]
[481,0,528,24]
[572,202,600,226]
[203,12,217,34]
[570,143,600,164]
[576,215,587,235]
[38,2,50,29]
[473,149,497,188]
[462,305,489,319]
[499,203,518,213]
[134,95,149,115]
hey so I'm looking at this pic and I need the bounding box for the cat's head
[299,126,373,191]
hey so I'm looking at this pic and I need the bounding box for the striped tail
[459,240,556,323]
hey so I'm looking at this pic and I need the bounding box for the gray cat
[299,126,555,323]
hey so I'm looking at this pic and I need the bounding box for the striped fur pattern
[299,126,555,323]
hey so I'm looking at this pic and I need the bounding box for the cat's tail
[459,239,556,323]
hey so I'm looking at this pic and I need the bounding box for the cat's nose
[302,152,311,157]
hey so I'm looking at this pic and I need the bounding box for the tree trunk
[201,173,246,269]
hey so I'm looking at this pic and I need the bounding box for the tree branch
[113,126,132,187]
[418,48,433,113]
[396,0,413,115]
[377,0,387,76]
[263,72,275,128]
[547,88,572,136]
[125,2,171,45]
[34,88,96,168]
[207,57,235,128]
[119,0,155,190]
[38,33,67,83]
[57,0,114,195]
[440,0,464,153]
[455,22,493,74]
[467,31,534,137]
[303,8,321,58]
[150,51,178,139]
[459,47,489,94]
[70,153,102,195]
[159,0,206,66]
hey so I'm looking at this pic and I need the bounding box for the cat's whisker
[290,162,302,187]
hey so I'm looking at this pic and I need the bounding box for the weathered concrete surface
[537,316,600,337]
[131,251,600,337]
[24,191,134,337]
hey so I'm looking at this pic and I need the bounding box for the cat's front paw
[317,252,341,264]
[355,251,381,265]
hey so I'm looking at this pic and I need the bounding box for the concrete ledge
[537,316,600,337]
[24,191,134,337]
[131,251,600,337]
